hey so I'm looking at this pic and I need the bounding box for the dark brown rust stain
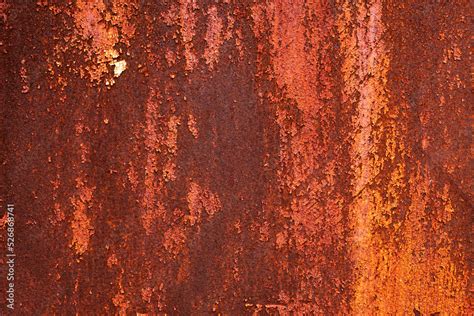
[1,0,472,315]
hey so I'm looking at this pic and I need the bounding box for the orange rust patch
[70,178,95,256]
[204,6,224,70]
[186,182,222,225]
[187,114,199,138]
[179,0,198,71]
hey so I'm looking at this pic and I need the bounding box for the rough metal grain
[1,0,472,315]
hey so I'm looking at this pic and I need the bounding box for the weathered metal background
[1,0,472,314]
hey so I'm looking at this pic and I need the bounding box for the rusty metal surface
[1,0,472,314]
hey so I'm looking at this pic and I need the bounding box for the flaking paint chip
[112,60,127,77]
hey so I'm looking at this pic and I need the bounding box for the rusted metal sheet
[1,1,472,314]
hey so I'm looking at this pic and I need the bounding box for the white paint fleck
[112,60,127,77]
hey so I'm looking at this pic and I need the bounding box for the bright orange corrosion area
[1,1,472,315]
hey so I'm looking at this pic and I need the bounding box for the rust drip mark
[269,0,324,114]
[400,165,470,313]
[68,119,96,256]
[112,269,130,315]
[187,114,199,138]
[50,176,65,226]
[70,177,95,256]
[224,10,235,41]
[141,87,181,234]
[338,1,469,313]
[338,0,395,312]
[204,5,224,70]
[163,115,181,182]
[179,0,198,71]
[107,248,142,314]
[141,89,165,234]
[126,161,139,191]
[265,1,348,311]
